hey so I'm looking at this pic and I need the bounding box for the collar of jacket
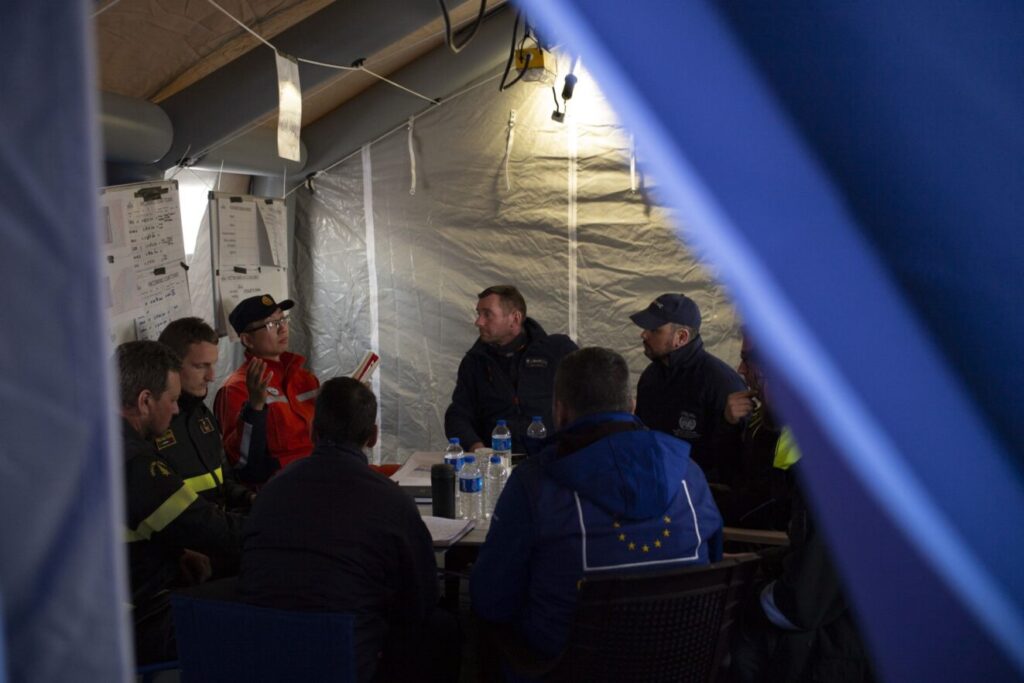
[662,334,705,371]
[488,330,528,358]
[312,439,369,465]
[469,317,548,357]
[555,412,644,457]
[244,350,307,373]
[121,416,152,456]
[177,390,206,415]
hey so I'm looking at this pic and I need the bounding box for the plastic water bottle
[525,416,547,456]
[444,438,464,516]
[491,419,512,472]
[458,455,484,522]
[484,454,507,519]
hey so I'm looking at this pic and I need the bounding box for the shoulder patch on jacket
[525,357,548,369]
[149,460,171,477]
[155,429,177,450]
[198,417,215,434]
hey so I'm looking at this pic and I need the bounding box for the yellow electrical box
[514,46,557,85]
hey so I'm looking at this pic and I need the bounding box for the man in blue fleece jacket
[471,346,723,659]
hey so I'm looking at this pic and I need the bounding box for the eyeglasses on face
[246,314,289,334]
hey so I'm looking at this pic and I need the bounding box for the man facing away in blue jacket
[471,346,723,664]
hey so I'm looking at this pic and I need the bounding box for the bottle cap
[490,455,502,464]
[532,416,542,421]
[463,455,476,464]
[448,437,460,444]
[497,419,507,426]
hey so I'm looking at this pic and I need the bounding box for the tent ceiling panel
[96,0,327,100]
[94,0,507,173]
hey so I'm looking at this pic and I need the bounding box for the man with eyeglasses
[215,294,320,484]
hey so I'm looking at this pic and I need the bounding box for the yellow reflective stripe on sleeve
[773,427,803,470]
[182,467,223,494]
[125,484,199,542]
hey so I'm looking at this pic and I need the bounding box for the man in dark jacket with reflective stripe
[157,317,255,512]
[445,285,578,452]
[632,293,746,482]
[117,341,244,665]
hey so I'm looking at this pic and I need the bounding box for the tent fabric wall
[293,64,741,462]
[512,0,1024,680]
[0,0,131,680]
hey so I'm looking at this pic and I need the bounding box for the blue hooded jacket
[470,412,723,657]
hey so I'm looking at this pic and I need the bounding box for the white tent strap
[567,116,579,341]
[629,134,637,193]
[361,144,382,464]
[407,117,417,196]
[504,109,517,191]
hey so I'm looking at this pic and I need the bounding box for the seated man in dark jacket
[631,293,746,482]
[117,341,244,665]
[445,284,577,452]
[471,347,723,663]
[727,338,874,682]
[239,377,455,682]
[156,317,255,513]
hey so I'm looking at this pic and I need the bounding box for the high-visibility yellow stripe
[182,467,223,494]
[773,427,803,471]
[125,484,198,543]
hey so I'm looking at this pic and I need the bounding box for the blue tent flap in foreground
[515,1,1024,680]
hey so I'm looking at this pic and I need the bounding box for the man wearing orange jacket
[215,294,320,484]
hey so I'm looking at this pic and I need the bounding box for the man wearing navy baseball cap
[630,293,746,481]
[214,294,320,484]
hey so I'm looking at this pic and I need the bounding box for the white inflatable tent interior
[1,0,1021,681]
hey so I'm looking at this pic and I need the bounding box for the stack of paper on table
[390,451,443,501]
[422,515,475,547]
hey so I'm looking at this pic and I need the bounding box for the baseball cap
[629,293,701,331]
[229,294,295,335]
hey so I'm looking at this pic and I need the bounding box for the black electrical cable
[438,0,487,54]
[499,13,532,91]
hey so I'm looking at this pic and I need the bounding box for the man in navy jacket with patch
[632,293,746,482]
[445,285,577,452]
[471,347,723,660]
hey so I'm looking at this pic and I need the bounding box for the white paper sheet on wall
[256,200,288,267]
[100,181,191,344]
[104,261,141,317]
[134,266,193,341]
[217,198,260,266]
[124,190,186,271]
[108,311,138,346]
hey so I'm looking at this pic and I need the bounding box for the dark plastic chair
[495,554,762,683]
[170,577,356,683]
[136,659,179,682]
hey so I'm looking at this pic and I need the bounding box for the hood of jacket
[543,413,693,520]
